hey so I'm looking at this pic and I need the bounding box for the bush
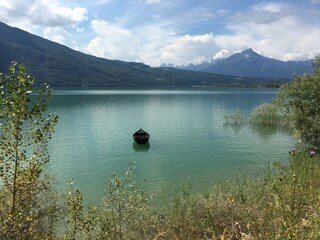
[250,103,290,126]
[0,62,59,239]
[2,61,320,239]
[65,154,320,240]
[223,109,245,125]
[96,161,161,240]
[275,56,320,147]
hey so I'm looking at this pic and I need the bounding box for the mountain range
[169,48,313,79]
[0,21,312,87]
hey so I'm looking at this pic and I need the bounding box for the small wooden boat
[133,128,150,144]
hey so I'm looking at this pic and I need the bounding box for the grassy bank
[1,146,319,239]
[58,148,319,240]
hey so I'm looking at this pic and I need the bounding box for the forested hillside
[0,22,288,87]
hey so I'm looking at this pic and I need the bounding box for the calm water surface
[48,88,294,205]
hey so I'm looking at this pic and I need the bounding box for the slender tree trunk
[72,210,78,240]
[12,116,20,216]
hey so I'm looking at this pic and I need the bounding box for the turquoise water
[48,88,294,205]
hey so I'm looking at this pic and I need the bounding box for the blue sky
[0,0,319,66]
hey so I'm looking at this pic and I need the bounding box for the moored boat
[133,128,150,144]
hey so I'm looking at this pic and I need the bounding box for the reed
[2,149,319,239]
[223,109,245,125]
[58,150,320,240]
[250,103,291,127]
[155,148,320,239]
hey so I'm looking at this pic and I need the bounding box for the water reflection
[132,142,150,152]
[223,122,291,139]
[223,122,244,134]
[47,88,294,206]
[251,125,291,139]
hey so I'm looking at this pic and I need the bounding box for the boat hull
[133,128,150,145]
[133,135,150,144]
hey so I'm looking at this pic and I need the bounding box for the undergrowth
[60,149,320,240]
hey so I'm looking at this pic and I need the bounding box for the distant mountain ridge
[171,48,313,79]
[0,21,290,87]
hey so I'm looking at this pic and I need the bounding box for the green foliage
[62,161,161,240]
[0,62,59,239]
[223,109,245,125]
[57,153,319,239]
[1,60,319,239]
[64,179,98,240]
[96,160,160,240]
[275,56,320,147]
[245,148,320,239]
[153,149,320,239]
[64,180,84,240]
[250,103,290,126]
[162,178,221,239]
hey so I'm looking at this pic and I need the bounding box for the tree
[275,56,320,147]
[0,62,59,239]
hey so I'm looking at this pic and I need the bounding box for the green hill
[0,21,287,87]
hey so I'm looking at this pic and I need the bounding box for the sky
[0,0,319,67]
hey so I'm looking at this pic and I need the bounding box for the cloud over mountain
[0,1,319,67]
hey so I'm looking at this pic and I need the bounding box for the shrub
[250,103,290,126]
[224,109,245,125]
[0,62,59,239]
[275,56,320,147]
[95,160,161,240]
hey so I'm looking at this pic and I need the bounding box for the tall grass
[223,109,245,125]
[2,150,319,239]
[250,103,290,127]
[58,150,320,240]
[224,104,291,127]
[154,148,320,239]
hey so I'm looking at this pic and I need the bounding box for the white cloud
[2,0,318,66]
[253,2,283,13]
[191,56,209,65]
[226,10,320,61]
[87,19,182,66]
[159,34,219,66]
[213,49,230,60]
[87,37,109,57]
[155,2,320,65]
[86,4,231,66]
[211,2,320,62]
[0,0,87,27]
[85,2,319,66]
[30,5,87,27]
[211,34,252,53]
[88,28,217,66]
[0,0,87,52]
[87,20,140,61]
[54,6,87,23]
[43,26,79,49]
[86,0,320,68]
[44,27,66,44]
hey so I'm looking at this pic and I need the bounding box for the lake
[47,88,294,205]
